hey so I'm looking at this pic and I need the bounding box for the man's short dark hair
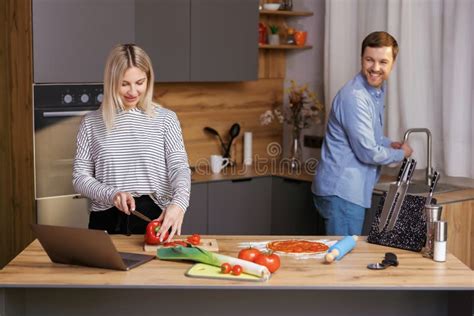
[361,31,399,60]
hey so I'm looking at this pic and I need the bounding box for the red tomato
[254,253,281,273]
[231,264,242,276]
[238,248,261,262]
[221,263,231,274]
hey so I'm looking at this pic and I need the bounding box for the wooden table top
[0,235,472,290]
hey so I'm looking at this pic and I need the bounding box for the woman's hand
[155,204,184,242]
[113,192,135,215]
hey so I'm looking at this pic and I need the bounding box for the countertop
[1,235,472,290]
[192,163,474,204]
[191,163,313,183]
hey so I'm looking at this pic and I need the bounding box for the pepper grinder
[421,204,443,258]
[433,221,447,262]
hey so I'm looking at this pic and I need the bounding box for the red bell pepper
[145,220,169,245]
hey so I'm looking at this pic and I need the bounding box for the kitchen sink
[374,181,464,194]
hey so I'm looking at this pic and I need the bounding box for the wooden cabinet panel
[271,177,321,235]
[441,200,474,269]
[208,177,272,235]
[181,183,208,234]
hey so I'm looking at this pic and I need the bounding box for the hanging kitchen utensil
[385,159,417,231]
[425,171,440,206]
[223,123,240,159]
[378,158,409,232]
[203,127,227,154]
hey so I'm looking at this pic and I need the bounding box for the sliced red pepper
[162,241,188,247]
[186,234,201,245]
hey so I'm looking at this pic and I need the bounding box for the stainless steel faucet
[403,128,433,186]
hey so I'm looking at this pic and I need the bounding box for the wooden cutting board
[143,239,219,252]
[186,263,265,282]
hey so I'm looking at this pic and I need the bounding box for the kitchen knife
[378,158,410,232]
[386,158,417,231]
[424,171,440,206]
[131,210,152,223]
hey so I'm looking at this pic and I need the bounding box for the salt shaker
[433,221,447,262]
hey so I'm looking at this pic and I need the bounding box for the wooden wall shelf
[259,44,312,50]
[259,10,313,17]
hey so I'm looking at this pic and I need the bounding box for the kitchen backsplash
[154,79,283,166]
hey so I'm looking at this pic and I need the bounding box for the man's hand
[390,141,403,149]
[155,204,184,242]
[401,143,413,157]
[113,192,135,215]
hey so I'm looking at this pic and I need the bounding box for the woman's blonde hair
[102,43,157,129]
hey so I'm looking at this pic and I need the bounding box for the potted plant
[268,25,279,45]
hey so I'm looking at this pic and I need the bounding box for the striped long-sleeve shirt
[72,106,191,213]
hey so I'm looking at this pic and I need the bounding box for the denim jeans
[313,195,365,235]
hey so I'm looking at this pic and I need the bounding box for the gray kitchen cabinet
[181,183,208,234]
[208,177,272,235]
[190,0,259,81]
[135,0,190,82]
[361,192,384,235]
[33,0,134,83]
[271,177,322,236]
[33,0,258,83]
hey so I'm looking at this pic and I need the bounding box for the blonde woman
[73,44,190,242]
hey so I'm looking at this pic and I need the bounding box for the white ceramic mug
[210,155,230,174]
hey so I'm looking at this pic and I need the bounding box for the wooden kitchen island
[1,235,472,316]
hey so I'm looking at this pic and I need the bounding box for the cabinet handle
[72,195,88,199]
[43,111,92,117]
[231,178,253,183]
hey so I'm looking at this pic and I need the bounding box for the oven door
[34,108,92,198]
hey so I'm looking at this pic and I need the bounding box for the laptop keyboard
[122,258,141,266]
[119,252,154,268]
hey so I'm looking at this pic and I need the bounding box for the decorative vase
[289,127,303,170]
[268,34,280,45]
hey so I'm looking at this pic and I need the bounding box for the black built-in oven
[34,84,102,227]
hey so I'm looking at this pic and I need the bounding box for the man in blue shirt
[312,31,413,235]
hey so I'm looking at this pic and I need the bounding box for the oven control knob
[63,94,73,104]
[80,94,89,103]
[96,93,103,103]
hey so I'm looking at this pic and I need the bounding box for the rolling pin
[325,235,358,263]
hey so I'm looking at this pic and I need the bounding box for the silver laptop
[31,224,155,271]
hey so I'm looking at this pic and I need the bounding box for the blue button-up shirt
[312,72,404,208]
